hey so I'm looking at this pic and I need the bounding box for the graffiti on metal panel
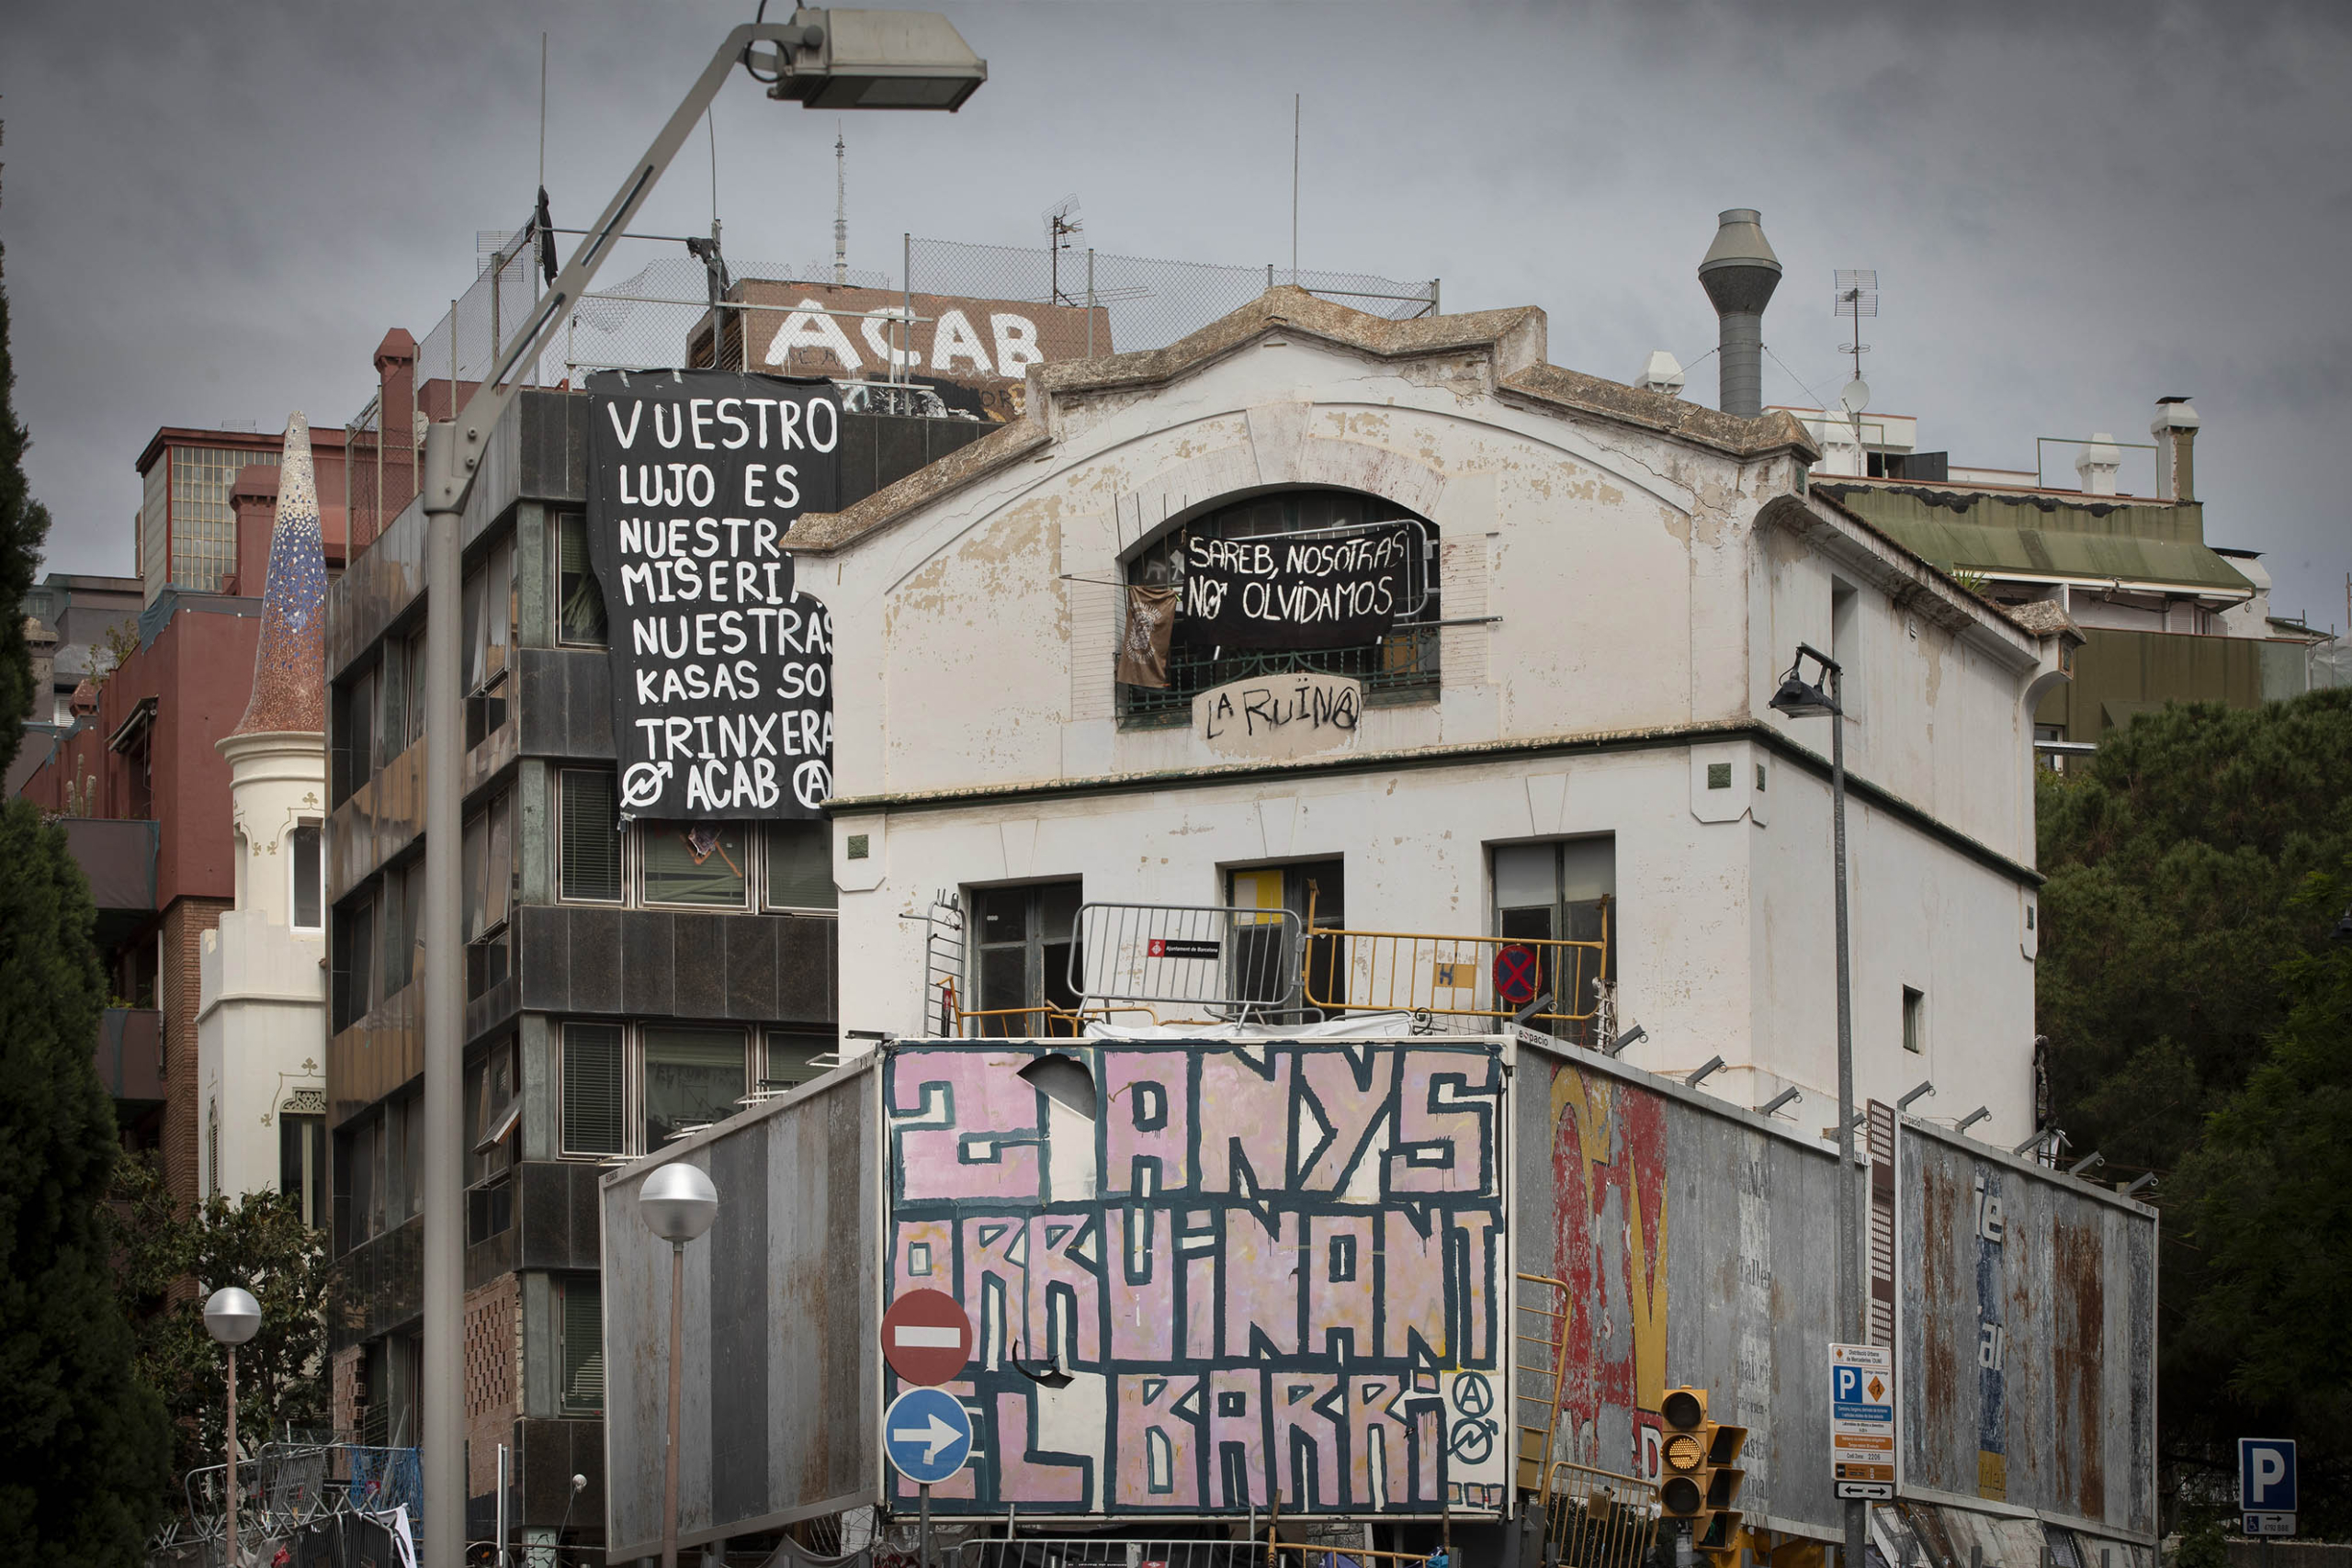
[1547,1066,1670,1481]
[884,1042,1510,1516]
[1971,1167,2008,1500]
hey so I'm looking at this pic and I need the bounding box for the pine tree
[0,243,47,773]
[0,247,172,1561]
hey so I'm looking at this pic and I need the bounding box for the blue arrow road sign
[886,1387,974,1486]
[2239,1438,2297,1513]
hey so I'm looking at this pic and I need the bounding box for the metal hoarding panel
[1515,1043,1847,1541]
[1897,1120,2157,1543]
[881,1038,1513,1517]
[602,1057,881,1562]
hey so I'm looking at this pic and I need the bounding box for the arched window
[1117,487,1439,727]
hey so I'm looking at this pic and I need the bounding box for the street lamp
[1767,641,1866,1568]
[203,1285,262,1566]
[639,1163,719,1568]
[410,15,985,1564]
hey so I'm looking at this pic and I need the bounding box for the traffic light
[1696,1419,1747,1568]
[1657,1388,1747,1568]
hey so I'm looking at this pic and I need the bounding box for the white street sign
[1832,1342,1896,1500]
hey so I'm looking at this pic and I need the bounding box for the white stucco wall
[198,730,327,1204]
[805,300,2060,1146]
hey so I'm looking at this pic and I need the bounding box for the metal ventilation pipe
[1698,209,1782,419]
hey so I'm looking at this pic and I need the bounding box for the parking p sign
[2239,1438,2296,1536]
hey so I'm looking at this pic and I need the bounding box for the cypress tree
[0,245,171,1561]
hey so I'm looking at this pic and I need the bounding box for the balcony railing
[95,1007,165,1103]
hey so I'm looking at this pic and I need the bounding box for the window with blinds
[559,1277,605,1416]
[560,771,622,902]
[764,1029,835,1092]
[558,513,607,647]
[763,820,837,912]
[561,1023,626,1156]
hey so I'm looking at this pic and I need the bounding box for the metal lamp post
[1767,643,1867,1568]
[639,1163,719,1568]
[408,15,984,1562]
[203,1286,263,1565]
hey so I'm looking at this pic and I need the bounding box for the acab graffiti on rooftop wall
[883,1041,1510,1516]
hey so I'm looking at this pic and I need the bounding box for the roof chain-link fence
[352,232,1436,543]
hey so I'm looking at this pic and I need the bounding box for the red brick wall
[162,896,232,1209]
[333,1345,365,1438]
[464,1276,520,1496]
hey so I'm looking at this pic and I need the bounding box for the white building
[796,289,2075,1142]
[197,414,329,1215]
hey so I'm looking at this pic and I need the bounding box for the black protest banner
[584,368,841,820]
[1178,523,1415,650]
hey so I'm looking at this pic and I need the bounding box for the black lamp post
[1768,642,1867,1568]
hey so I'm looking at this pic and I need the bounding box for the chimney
[2074,433,2123,496]
[2151,396,2199,502]
[1634,351,1687,399]
[1698,209,1781,419]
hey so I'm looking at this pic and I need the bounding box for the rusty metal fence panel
[1897,1121,2158,1541]
[601,1056,882,1562]
[1512,1040,1850,1542]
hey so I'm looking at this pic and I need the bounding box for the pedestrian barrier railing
[1544,1460,1663,1568]
[1302,890,1611,1045]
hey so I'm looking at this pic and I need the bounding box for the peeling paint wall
[823,321,2052,1147]
[1897,1122,2157,1542]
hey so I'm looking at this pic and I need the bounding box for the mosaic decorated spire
[231,412,327,736]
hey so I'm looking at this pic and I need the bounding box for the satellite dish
[1839,378,1871,414]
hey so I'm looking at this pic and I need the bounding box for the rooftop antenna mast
[832,122,848,286]
[1834,267,1878,436]
[1046,193,1082,307]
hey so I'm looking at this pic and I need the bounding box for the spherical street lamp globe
[638,1163,718,1245]
[203,1285,263,1346]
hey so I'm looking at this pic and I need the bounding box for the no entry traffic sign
[881,1288,974,1387]
[1493,944,1542,1006]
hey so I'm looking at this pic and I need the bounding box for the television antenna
[1834,268,1878,385]
[1046,194,1083,306]
[832,123,848,286]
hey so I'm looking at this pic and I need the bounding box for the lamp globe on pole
[204,1285,263,1346]
[639,1161,719,1245]
[204,1285,262,1566]
[640,1163,718,1568]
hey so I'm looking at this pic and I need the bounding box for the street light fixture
[203,1286,262,1567]
[1767,639,1865,1568]
[639,1163,720,1568]
[411,16,986,1562]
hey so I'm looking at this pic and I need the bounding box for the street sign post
[1830,1343,1896,1500]
[1493,944,1541,1006]
[2239,1438,2296,1537]
[887,1386,976,1568]
[881,1289,975,1387]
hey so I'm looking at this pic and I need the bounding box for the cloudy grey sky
[6,1,2348,627]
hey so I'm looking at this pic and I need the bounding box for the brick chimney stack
[2151,397,2199,502]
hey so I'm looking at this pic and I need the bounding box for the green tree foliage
[2037,690,2352,1172]
[0,246,51,774]
[0,799,172,1562]
[2173,865,2352,1532]
[2037,690,2352,1521]
[107,1154,335,1479]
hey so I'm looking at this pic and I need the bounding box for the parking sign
[2239,1438,2297,1515]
